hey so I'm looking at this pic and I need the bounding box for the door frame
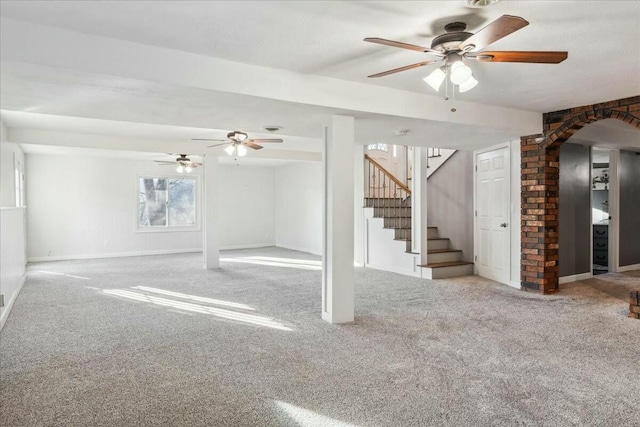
[473,142,513,287]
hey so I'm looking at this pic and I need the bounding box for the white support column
[203,155,220,269]
[322,115,355,324]
[354,143,365,267]
[411,147,429,265]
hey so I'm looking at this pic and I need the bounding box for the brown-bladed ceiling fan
[193,130,283,157]
[154,154,202,173]
[364,15,567,82]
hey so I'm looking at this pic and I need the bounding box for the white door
[476,147,510,284]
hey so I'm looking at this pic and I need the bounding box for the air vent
[466,0,502,7]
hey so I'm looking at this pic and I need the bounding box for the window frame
[135,174,201,233]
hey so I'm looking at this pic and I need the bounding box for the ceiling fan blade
[472,51,568,64]
[460,15,529,52]
[248,138,283,143]
[364,37,444,55]
[190,162,203,167]
[245,141,264,150]
[368,59,443,78]
[207,142,229,148]
[192,138,228,142]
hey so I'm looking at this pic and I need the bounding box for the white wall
[0,120,24,208]
[427,151,474,261]
[275,162,322,255]
[0,120,27,329]
[0,207,27,330]
[26,154,203,260]
[218,164,275,250]
[25,154,278,260]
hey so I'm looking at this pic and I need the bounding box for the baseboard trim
[28,248,203,263]
[275,244,322,256]
[220,243,276,251]
[617,263,640,273]
[0,273,26,331]
[559,272,592,284]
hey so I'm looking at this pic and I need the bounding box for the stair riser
[394,228,411,240]
[384,217,412,229]
[427,228,438,239]
[373,207,411,217]
[364,198,406,208]
[428,239,450,250]
[428,251,462,264]
[422,264,473,279]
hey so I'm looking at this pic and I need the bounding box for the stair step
[419,261,473,268]
[384,217,411,228]
[427,249,462,263]
[419,261,474,280]
[364,198,407,208]
[373,207,411,217]
[427,249,461,254]
[394,228,411,240]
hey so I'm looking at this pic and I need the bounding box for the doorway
[591,148,610,275]
[475,146,510,285]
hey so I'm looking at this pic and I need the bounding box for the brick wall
[630,290,640,320]
[520,96,640,294]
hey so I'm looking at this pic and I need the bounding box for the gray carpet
[1,247,639,427]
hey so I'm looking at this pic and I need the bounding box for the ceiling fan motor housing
[431,22,473,52]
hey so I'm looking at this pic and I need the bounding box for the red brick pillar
[520,136,559,294]
[630,290,640,319]
[519,96,640,295]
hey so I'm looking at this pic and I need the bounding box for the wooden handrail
[365,154,411,195]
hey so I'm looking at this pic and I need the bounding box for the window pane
[139,178,167,227]
[168,178,196,226]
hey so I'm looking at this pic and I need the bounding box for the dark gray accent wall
[427,151,473,261]
[619,150,640,266]
[559,143,591,277]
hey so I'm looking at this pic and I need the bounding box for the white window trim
[135,174,201,233]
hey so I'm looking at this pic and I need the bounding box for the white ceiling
[1,1,639,159]
[570,119,640,152]
[2,0,638,112]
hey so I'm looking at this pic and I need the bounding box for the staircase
[364,153,473,280]
[420,227,474,279]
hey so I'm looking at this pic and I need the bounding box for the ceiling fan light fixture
[185,165,193,173]
[224,145,235,156]
[423,67,446,91]
[176,164,185,173]
[237,145,248,157]
[449,61,472,85]
[458,74,478,93]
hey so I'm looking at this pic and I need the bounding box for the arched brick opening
[520,96,640,294]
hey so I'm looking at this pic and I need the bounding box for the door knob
[500,223,508,228]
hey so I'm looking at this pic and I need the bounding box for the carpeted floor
[1,247,639,426]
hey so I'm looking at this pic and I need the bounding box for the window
[14,156,25,207]
[367,143,388,152]
[138,176,197,230]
